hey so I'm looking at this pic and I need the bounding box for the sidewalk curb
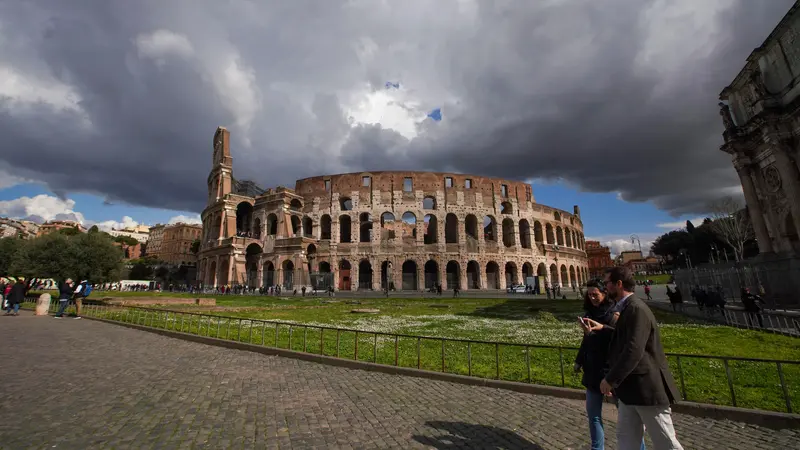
[87,316,800,430]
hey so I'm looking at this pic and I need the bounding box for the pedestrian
[741,287,764,328]
[575,280,646,450]
[55,278,75,318]
[0,278,7,310]
[590,267,683,449]
[644,284,652,301]
[4,278,26,316]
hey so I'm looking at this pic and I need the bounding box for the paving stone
[0,313,797,449]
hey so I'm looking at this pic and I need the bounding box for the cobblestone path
[0,313,797,449]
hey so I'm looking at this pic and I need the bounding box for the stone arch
[560,264,568,287]
[502,218,515,247]
[402,212,417,241]
[483,216,497,242]
[466,260,481,289]
[338,259,352,290]
[339,214,352,243]
[522,262,533,282]
[549,263,558,286]
[519,219,531,249]
[359,212,372,243]
[212,215,222,240]
[533,221,543,243]
[565,229,573,247]
[424,260,439,289]
[207,260,217,286]
[500,201,513,214]
[423,196,437,210]
[219,258,230,286]
[289,198,303,211]
[402,260,418,290]
[545,223,555,245]
[537,263,547,280]
[253,217,262,239]
[302,216,313,237]
[445,213,459,243]
[320,214,332,240]
[504,261,518,286]
[318,261,331,272]
[381,212,396,240]
[236,201,253,236]
[381,260,393,290]
[291,216,301,236]
[486,261,500,289]
[465,214,479,241]
[262,261,274,287]
[340,197,353,211]
[266,213,278,236]
[424,214,438,244]
[554,211,561,221]
[556,226,565,246]
[358,259,373,290]
[446,260,460,290]
[245,243,262,287]
[569,265,576,288]
[282,260,295,290]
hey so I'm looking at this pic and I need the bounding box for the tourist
[4,278,26,316]
[741,287,765,328]
[590,267,683,450]
[0,278,7,310]
[575,280,645,450]
[644,284,652,301]
[55,278,75,318]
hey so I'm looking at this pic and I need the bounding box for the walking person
[55,278,75,318]
[741,287,765,328]
[575,280,645,450]
[594,267,683,449]
[4,278,26,316]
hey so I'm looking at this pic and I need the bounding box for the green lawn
[53,292,800,413]
[634,274,672,284]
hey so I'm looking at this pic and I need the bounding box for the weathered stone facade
[720,2,800,255]
[198,127,589,291]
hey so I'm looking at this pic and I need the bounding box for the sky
[0,0,793,256]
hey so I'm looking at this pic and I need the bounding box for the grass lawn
[634,274,672,284]
[74,291,800,413]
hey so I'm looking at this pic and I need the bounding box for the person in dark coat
[591,267,683,450]
[741,287,764,328]
[4,278,26,316]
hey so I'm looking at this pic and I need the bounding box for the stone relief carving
[719,102,736,131]
[750,69,768,98]
[763,165,782,193]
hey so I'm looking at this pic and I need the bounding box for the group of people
[575,267,683,450]
[1,278,28,315]
[55,278,92,319]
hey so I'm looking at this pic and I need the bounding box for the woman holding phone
[574,280,645,450]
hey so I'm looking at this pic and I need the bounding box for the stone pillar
[734,158,774,254]
[460,264,468,290]
[770,141,800,242]
[35,293,51,316]
[498,265,506,290]
[439,264,448,291]
[257,262,264,288]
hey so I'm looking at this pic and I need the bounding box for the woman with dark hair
[575,280,645,450]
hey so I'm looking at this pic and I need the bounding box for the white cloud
[0,65,87,120]
[588,233,659,258]
[0,194,85,223]
[92,215,139,232]
[656,216,705,230]
[134,29,195,63]
[168,214,202,225]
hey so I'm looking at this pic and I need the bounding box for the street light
[630,234,643,256]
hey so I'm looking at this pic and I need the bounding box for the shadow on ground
[412,421,544,449]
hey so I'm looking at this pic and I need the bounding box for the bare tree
[707,196,754,262]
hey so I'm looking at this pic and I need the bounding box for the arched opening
[556,226,564,246]
[320,215,332,240]
[402,260,418,290]
[554,211,561,221]
[569,266,577,288]
[537,263,547,277]
[402,212,417,242]
[423,196,437,210]
[289,199,303,211]
[219,259,230,286]
[262,262,274,287]
[445,213,458,244]
[236,202,253,237]
[465,214,479,241]
[545,223,555,244]
[318,261,331,272]
[500,201,512,214]
[381,260,393,290]
[245,244,262,287]
[560,265,569,288]
[502,218,515,247]
[381,212,396,240]
[315,260,331,291]
[340,197,353,211]
[302,216,313,237]
[359,212,372,243]
[291,216,301,236]
[533,221,543,243]
[565,230,573,247]
[207,261,217,286]
[267,213,278,236]
[338,260,351,290]
[522,262,533,284]
[339,215,352,243]
[306,244,317,277]
[358,260,373,290]
[549,264,558,287]
[466,260,480,289]
[504,262,518,286]
[518,220,531,249]
[446,261,460,290]
[424,214,438,244]
[483,216,497,242]
[213,216,222,240]
[253,218,262,239]
[486,261,500,289]
[424,260,439,289]
[282,260,295,290]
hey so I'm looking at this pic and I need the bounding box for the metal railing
[650,302,800,338]
[24,301,800,414]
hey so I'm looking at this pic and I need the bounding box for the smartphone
[578,316,587,324]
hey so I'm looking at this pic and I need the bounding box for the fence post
[468,342,472,377]
[723,359,737,407]
[319,328,324,354]
[676,356,688,401]
[261,322,267,345]
[495,343,500,380]
[373,334,378,363]
[394,335,399,366]
[777,362,793,414]
[303,327,307,352]
[441,339,446,372]
[526,346,531,383]
[336,329,340,357]
[559,347,565,387]
[354,331,359,360]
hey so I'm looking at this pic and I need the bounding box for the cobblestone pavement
[1,313,797,450]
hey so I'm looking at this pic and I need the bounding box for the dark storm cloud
[0,0,794,216]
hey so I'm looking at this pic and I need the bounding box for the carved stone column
[767,137,800,243]
[734,157,774,254]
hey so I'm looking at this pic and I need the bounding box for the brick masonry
[0,313,797,449]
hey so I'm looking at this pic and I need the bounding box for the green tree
[190,239,201,255]
[154,266,170,280]
[0,237,28,276]
[129,262,154,280]
[114,235,139,246]
[651,230,694,267]
[8,231,123,282]
[88,225,100,233]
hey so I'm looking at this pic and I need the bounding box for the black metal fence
[24,300,799,414]
[650,302,800,338]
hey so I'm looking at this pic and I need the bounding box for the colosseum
[198,127,590,292]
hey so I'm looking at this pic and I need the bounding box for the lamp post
[630,234,643,256]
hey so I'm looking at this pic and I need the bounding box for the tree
[190,239,201,255]
[707,196,754,262]
[686,220,696,234]
[129,262,154,280]
[114,235,139,246]
[0,237,27,276]
[651,230,694,267]
[88,225,100,233]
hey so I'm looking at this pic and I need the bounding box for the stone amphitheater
[198,127,589,291]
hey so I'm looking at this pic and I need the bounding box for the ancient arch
[504,261,518,286]
[423,196,437,210]
[289,199,303,211]
[402,260,418,290]
[446,261,460,290]
[302,216,313,237]
[219,259,230,286]
[339,215,352,243]
[466,260,481,289]
[569,266,577,288]
[358,259,373,289]
[545,223,555,245]
[533,221,543,243]
[381,260,393,290]
[267,213,278,236]
[424,214,438,244]
[483,216,497,242]
[402,212,417,241]
[465,214,479,241]
[282,260,295,289]
[560,264,569,287]
[359,212,372,243]
[291,216,301,236]
[236,202,253,236]
[320,215,332,240]
[549,264,558,286]
[338,259,352,290]
[500,201,513,214]
[556,226,565,246]
[445,213,459,243]
[502,218,515,247]
[486,261,500,289]
[565,230,572,247]
[262,261,274,287]
[207,260,217,286]
[424,260,439,289]
[381,212,396,240]
[519,219,531,249]
[522,262,533,283]
[245,243,262,287]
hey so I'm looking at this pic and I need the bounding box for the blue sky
[0,180,702,255]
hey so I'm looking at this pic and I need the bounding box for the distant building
[146,224,166,257]
[624,256,662,274]
[146,223,202,266]
[585,240,613,279]
[0,217,40,239]
[108,224,150,243]
[114,241,144,260]
[37,220,86,236]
